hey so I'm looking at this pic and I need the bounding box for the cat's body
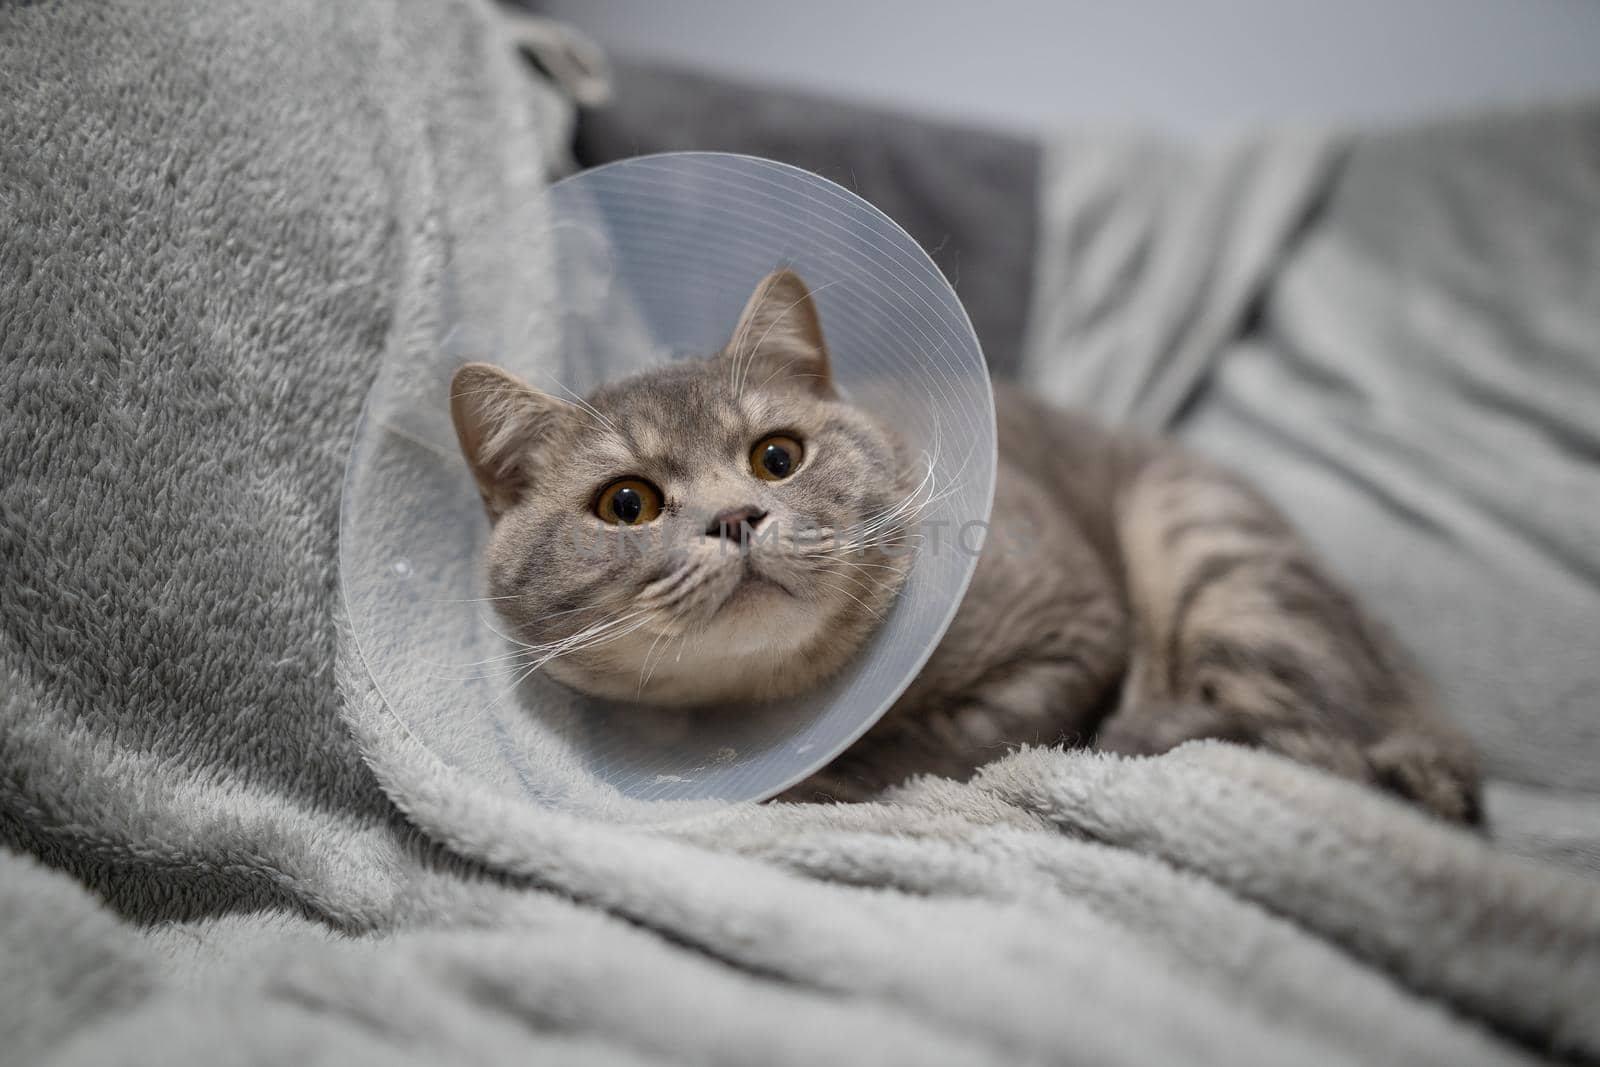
[786,381,1482,822]
[452,269,1481,823]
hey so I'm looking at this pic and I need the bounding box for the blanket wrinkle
[1019,131,1343,429]
[3,0,1598,1063]
[672,821,1531,1067]
[1157,105,1600,804]
[978,744,1600,1057]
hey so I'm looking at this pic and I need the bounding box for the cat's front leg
[778,644,1127,803]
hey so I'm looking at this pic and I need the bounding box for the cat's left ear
[724,269,836,397]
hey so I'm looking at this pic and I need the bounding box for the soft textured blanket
[2,2,1597,1064]
[1022,107,1600,877]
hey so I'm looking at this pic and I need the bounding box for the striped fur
[791,382,1482,823]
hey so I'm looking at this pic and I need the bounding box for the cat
[450,268,1482,822]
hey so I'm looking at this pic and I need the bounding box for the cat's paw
[1366,732,1484,826]
[1096,704,1484,826]
[1093,701,1258,757]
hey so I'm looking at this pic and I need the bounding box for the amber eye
[594,478,663,525]
[750,434,804,481]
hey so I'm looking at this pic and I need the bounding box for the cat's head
[449,269,917,706]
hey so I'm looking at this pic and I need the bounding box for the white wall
[539,0,1600,139]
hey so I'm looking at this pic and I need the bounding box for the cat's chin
[545,592,857,708]
[710,571,793,617]
[550,653,822,708]
[531,549,911,708]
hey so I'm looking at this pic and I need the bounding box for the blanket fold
[1020,132,1341,428]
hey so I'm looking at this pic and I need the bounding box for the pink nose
[705,506,768,539]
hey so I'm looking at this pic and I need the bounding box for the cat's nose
[705,506,768,539]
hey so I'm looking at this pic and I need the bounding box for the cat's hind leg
[1096,447,1482,824]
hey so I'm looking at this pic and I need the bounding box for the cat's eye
[750,434,804,481]
[594,478,663,525]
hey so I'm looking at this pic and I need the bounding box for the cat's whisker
[824,561,904,590]
[807,574,887,621]
[753,358,824,394]
[420,612,571,672]
[636,626,676,698]
[506,613,655,684]
[421,611,644,680]
[637,627,689,694]
[827,560,899,593]
[536,612,647,655]
[849,471,968,547]
[533,373,624,439]
[817,573,891,608]
[847,458,941,539]
[828,530,927,558]
[428,603,608,654]
[422,648,541,673]
[463,609,652,677]
[535,602,615,622]
[424,648,602,682]
[826,557,905,573]
[478,608,579,658]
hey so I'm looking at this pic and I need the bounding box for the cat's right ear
[723,268,836,397]
[449,362,562,519]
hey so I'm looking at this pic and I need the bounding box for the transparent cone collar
[340,153,996,815]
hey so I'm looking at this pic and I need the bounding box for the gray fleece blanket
[2,2,1598,1064]
[1022,108,1600,877]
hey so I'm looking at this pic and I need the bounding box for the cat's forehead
[592,360,725,423]
[585,357,801,438]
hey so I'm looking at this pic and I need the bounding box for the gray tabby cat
[451,269,1481,822]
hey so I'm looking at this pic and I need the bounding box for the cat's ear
[449,362,563,519]
[724,269,835,396]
